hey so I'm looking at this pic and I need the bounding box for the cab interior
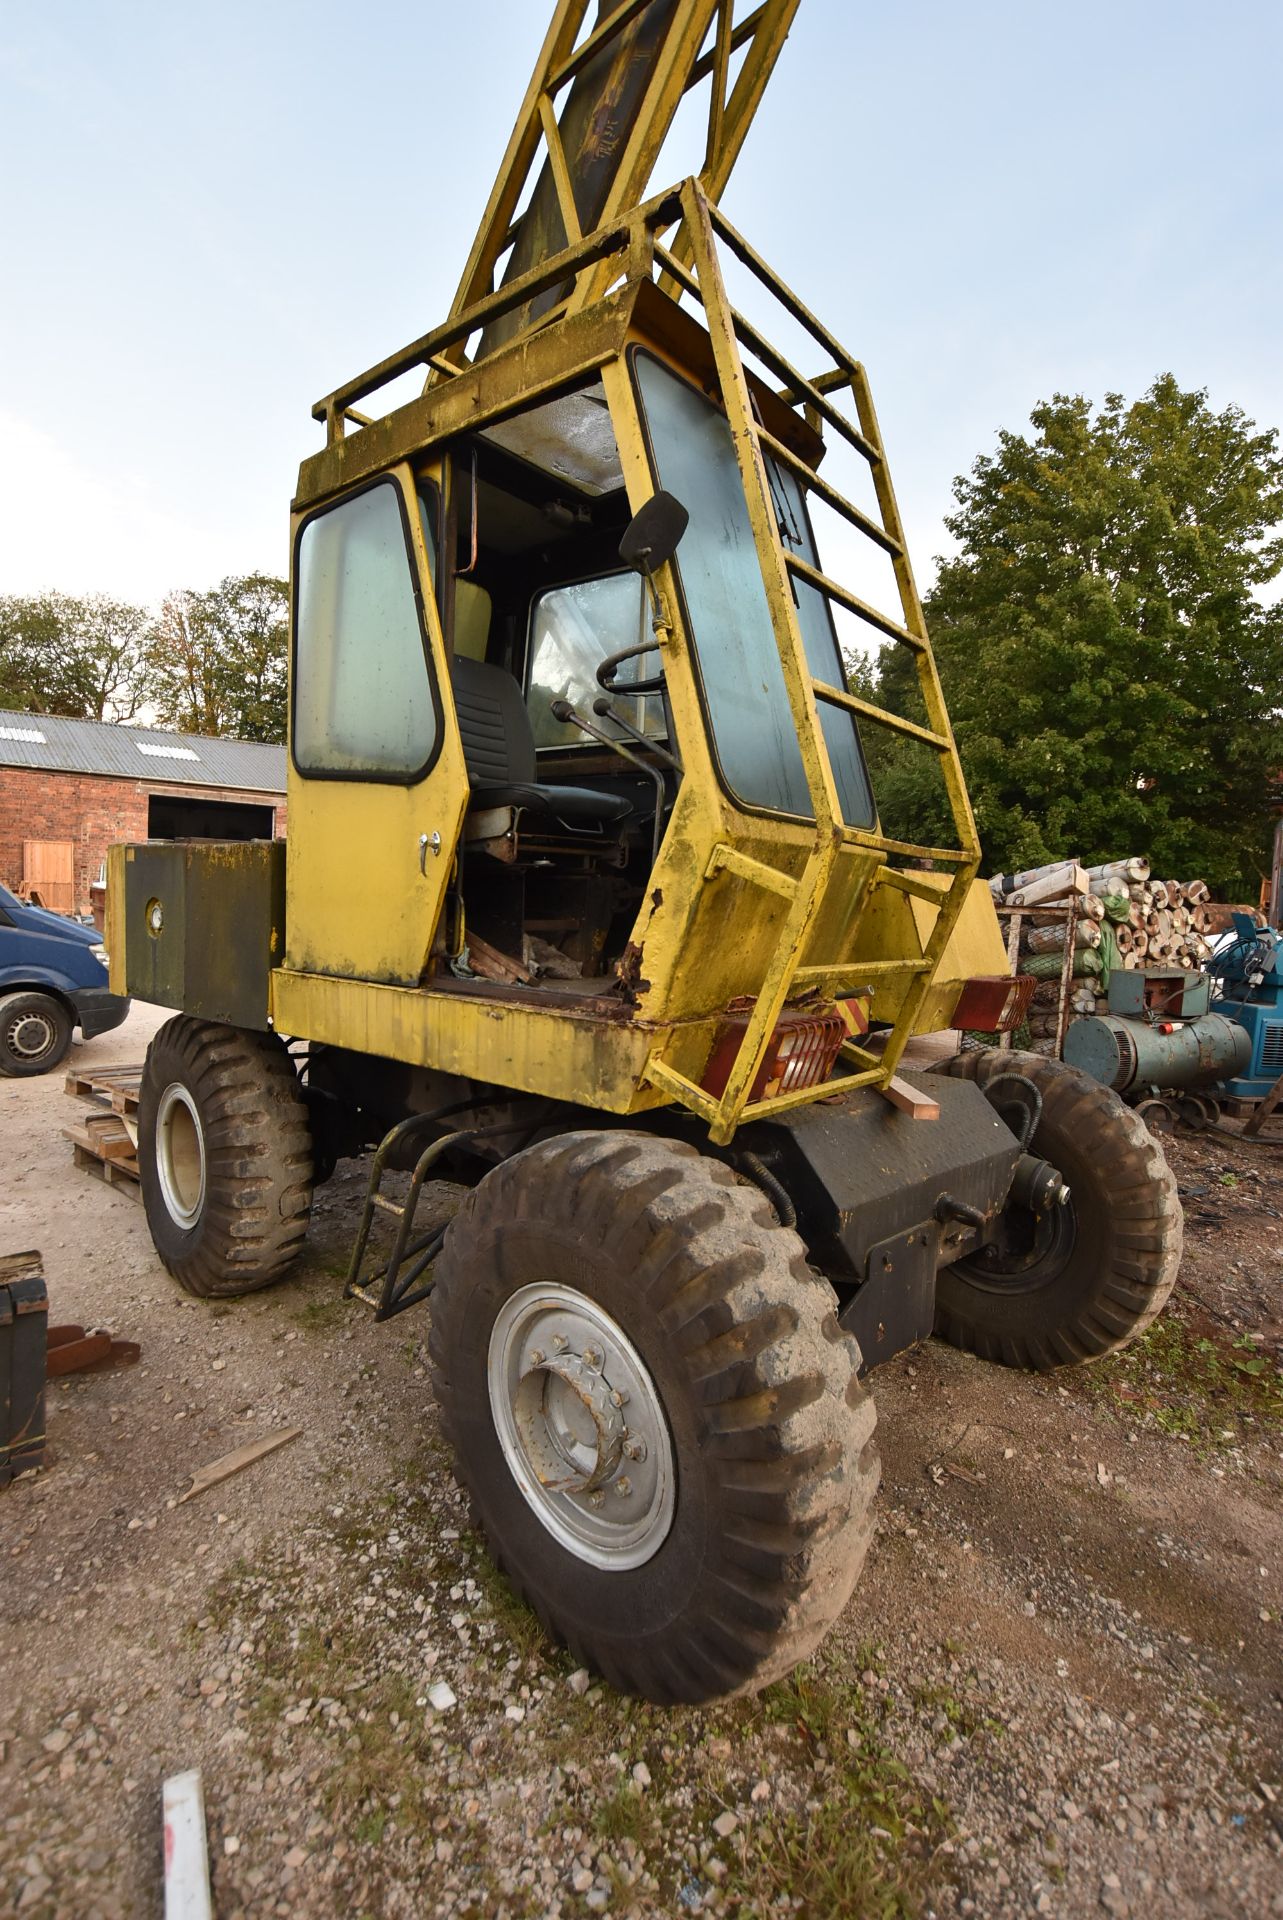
[422,380,677,998]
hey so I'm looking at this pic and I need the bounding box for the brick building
[0,709,286,917]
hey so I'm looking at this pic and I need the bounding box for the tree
[0,592,149,721]
[867,376,1283,898]
[143,573,288,741]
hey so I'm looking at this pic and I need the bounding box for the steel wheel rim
[962,1192,1080,1295]
[155,1082,207,1229]
[488,1282,675,1571]
[8,1011,56,1060]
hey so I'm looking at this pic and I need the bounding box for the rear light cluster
[701,998,866,1103]
[950,974,1036,1033]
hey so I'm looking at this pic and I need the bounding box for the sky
[2,0,1281,612]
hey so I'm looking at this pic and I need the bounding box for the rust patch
[611,942,651,1005]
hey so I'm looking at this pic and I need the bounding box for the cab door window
[293,480,439,780]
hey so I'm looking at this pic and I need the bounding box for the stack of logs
[988,857,1218,1053]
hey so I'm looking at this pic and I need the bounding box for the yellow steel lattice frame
[307,167,982,1145]
[437,0,800,372]
[639,178,981,1141]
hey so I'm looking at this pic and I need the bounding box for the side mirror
[619,490,688,574]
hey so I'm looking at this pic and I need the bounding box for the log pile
[987,856,1218,1053]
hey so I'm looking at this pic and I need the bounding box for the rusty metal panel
[115,840,284,1031]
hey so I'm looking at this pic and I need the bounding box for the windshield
[527,572,665,750]
[632,351,874,827]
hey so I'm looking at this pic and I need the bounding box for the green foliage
[1089,1307,1283,1450]
[869,376,1283,896]
[0,575,288,741]
[0,591,148,720]
[142,572,288,741]
[739,1650,953,1919]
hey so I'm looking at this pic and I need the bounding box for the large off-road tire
[0,989,73,1077]
[427,1130,879,1704]
[933,1048,1181,1368]
[138,1016,313,1298]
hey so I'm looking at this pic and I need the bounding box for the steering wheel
[596,640,666,698]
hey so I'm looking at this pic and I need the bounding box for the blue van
[0,881,130,1076]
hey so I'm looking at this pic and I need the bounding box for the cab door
[284,467,466,985]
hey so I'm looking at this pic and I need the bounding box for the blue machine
[1208,914,1283,1100]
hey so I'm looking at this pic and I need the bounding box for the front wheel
[0,990,73,1077]
[428,1130,879,1704]
[138,1016,313,1297]
[933,1049,1182,1368]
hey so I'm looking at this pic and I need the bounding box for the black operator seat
[450,656,631,828]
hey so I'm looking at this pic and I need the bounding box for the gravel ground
[1,1005,1280,1919]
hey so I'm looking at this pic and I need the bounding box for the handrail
[311,191,678,440]
[638,177,981,1139]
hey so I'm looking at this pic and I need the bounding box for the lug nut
[529,1347,545,1366]
[615,1477,632,1498]
[552,1333,569,1353]
[624,1437,647,1463]
[609,1388,629,1408]
[589,1491,605,1509]
[582,1345,603,1372]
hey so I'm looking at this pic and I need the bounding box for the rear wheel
[428,1130,879,1704]
[0,990,73,1077]
[138,1016,313,1297]
[933,1049,1181,1368]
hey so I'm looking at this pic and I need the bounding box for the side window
[294,482,438,779]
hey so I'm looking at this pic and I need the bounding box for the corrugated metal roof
[0,710,286,793]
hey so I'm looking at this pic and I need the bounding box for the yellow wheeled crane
[109,0,1181,1702]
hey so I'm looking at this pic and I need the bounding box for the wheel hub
[9,1013,55,1059]
[155,1081,207,1228]
[489,1284,675,1570]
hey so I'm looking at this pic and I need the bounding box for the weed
[734,1650,952,1918]
[354,1809,387,1847]
[1087,1307,1283,1452]
[292,1296,350,1333]
[468,1555,545,1660]
[593,1785,655,1849]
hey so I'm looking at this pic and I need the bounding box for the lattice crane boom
[440,0,800,369]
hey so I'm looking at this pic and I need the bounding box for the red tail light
[701,1004,849,1103]
[950,975,1035,1033]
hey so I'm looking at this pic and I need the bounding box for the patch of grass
[731,1649,952,1919]
[593,1784,657,1849]
[353,1809,387,1847]
[910,1678,1004,1744]
[292,1295,350,1333]
[468,1555,545,1660]
[1087,1308,1283,1452]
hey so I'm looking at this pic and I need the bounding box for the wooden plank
[178,1427,303,1504]
[1243,1070,1283,1138]
[23,838,75,914]
[70,1141,141,1197]
[879,1074,941,1121]
[63,1119,138,1170]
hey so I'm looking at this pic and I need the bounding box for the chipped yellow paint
[284,464,468,986]
[105,845,128,997]
[117,177,1004,1143]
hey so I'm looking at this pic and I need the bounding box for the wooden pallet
[64,1072,142,1198]
[64,1063,143,1118]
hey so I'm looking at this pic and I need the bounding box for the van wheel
[0,991,73,1077]
[138,1016,313,1296]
